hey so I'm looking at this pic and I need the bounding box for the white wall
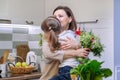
[0,0,8,18]
[45,0,113,23]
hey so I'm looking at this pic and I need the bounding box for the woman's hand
[63,48,90,60]
[75,48,90,58]
[60,37,80,50]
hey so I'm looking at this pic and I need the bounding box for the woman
[49,5,83,80]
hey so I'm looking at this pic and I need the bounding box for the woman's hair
[41,16,61,52]
[53,5,77,31]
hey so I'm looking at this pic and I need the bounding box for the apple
[22,62,28,67]
[15,62,21,67]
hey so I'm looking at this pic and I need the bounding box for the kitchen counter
[0,71,41,80]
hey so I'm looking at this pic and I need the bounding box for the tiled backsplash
[0,24,42,56]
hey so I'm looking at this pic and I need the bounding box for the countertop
[0,71,41,80]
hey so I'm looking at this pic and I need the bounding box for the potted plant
[70,59,112,80]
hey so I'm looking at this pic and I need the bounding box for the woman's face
[53,9,71,31]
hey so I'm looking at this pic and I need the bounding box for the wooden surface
[0,71,41,80]
[16,44,30,62]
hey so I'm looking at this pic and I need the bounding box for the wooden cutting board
[17,44,30,62]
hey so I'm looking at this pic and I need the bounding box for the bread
[0,56,3,64]
[3,50,9,63]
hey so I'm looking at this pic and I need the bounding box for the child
[40,16,62,80]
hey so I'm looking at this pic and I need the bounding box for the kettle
[0,64,7,73]
[26,51,37,66]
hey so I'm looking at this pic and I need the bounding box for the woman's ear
[68,17,72,23]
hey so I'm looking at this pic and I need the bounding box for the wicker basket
[9,65,35,74]
[8,56,35,74]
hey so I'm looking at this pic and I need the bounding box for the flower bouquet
[80,31,104,57]
[75,29,104,57]
[75,29,104,64]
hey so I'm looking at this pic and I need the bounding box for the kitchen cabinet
[0,0,45,26]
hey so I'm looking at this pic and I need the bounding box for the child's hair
[41,16,61,52]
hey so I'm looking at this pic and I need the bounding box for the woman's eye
[59,15,63,18]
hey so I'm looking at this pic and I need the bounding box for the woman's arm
[60,37,81,50]
[63,48,89,59]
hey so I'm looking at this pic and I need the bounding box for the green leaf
[100,68,112,78]
[39,33,43,46]
[70,59,112,80]
[94,75,102,80]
